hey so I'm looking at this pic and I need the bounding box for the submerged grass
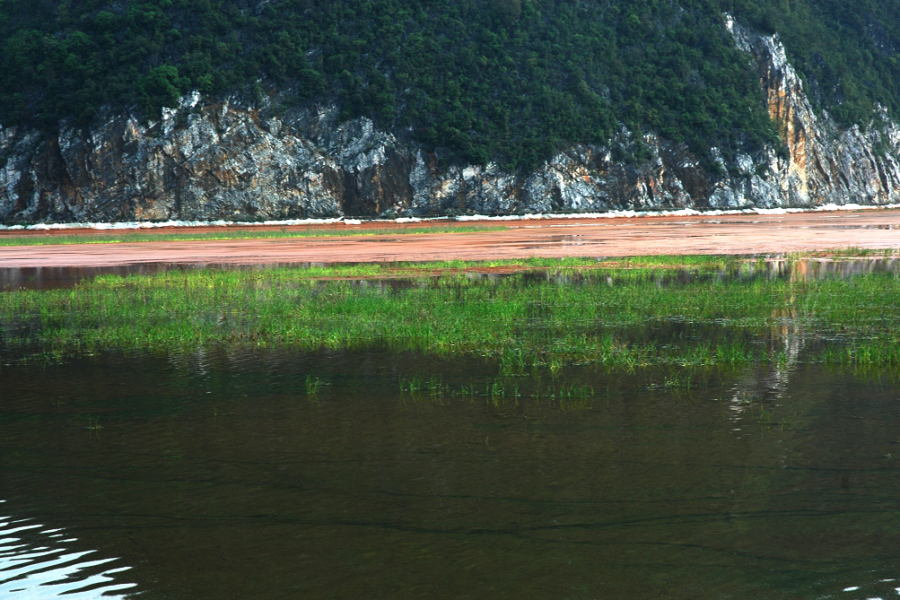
[1,256,898,370]
[0,224,509,246]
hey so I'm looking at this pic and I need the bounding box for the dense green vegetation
[2,257,899,372]
[1,0,898,168]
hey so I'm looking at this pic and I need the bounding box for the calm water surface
[2,256,900,290]
[2,345,900,599]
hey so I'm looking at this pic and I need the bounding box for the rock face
[2,20,900,223]
[722,17,900,209]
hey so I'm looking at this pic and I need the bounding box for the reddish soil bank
[2,210,900,268]
[0,219,455,239]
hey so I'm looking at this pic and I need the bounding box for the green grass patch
[0,224,510,246]
[1,257,898,371]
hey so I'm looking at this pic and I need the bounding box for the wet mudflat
[2,257,900,599]
[2,209,900,269]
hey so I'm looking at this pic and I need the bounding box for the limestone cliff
[2,19,899,224]
[721,16,900,209]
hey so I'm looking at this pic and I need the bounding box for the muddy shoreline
[1,210,899,269]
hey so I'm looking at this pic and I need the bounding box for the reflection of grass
[1,257,898,370]
[400,374,596,408]
[0,224,509,246]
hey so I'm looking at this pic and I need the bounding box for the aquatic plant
[305,374,326,396]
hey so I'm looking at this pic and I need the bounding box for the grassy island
[2,256,898,374]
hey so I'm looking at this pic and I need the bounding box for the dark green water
[3,347,900,599]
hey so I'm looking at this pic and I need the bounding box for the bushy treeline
[1,0,897,170]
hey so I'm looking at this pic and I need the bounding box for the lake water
[2,256,900,291]
[3,342,900,599]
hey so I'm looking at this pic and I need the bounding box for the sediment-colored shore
[2,210,899,268]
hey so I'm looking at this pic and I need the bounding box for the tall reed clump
[1,259,898,369]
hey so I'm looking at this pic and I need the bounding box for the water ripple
[0,508,137,599]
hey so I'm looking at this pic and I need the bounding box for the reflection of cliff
[727,261,807,415]
[726,320,806,419]
[723,257,900,417]
[3,20,900,223]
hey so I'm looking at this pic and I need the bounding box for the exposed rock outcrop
[722,16,900,208]
[2,19,900,224]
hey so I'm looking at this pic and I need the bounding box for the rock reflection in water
[0,261,325,291]
[775,256,900,280]
[2,256,899,292]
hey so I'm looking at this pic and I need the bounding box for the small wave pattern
[834,577,900,600]
[0,501,137,599]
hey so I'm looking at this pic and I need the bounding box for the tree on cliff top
[1,0,897,171]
